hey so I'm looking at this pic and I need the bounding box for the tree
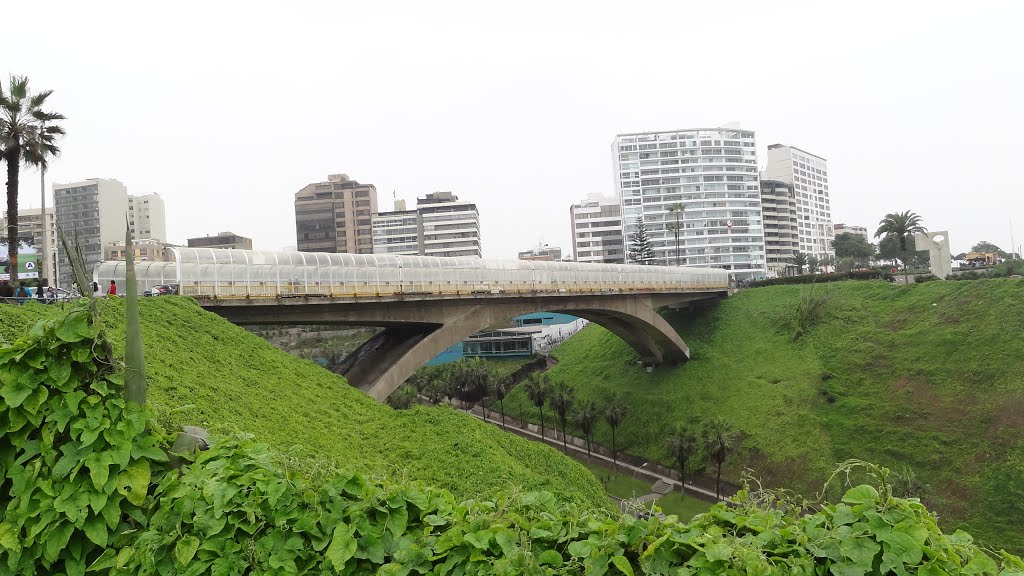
[604,393,629,471]
[1,75,66,283]
[970,241,1010,259]
[573,399,599,461]
[450,358,489,414]
[548,381,576,453]
[666,203,685,266]
[832,233,875,266]
[627,216,655,265]
[492,376,512,430]
[792,251,808,275]
[875,211,928,284]
[703,416,736,500]
[807,256,820,274]
[667,423,697,494]
[386,384,418,410]
[523,373,550,440]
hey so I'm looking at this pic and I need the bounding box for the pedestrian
[107,280,118,297]
[14,282,30,305]
[92,281,102,298]
[0,279,13,303]
[46,286,57,304]
[35,285,46,304]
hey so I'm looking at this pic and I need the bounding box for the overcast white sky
[4,1,1022,257]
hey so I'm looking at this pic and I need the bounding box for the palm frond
[28,90,53,109]
[9,75,28,101]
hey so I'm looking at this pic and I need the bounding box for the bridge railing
[93,247,732,299]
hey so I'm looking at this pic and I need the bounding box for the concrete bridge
[198,290,725,399]
[94,248,732,399]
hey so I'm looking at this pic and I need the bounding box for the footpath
[460,407,725,508]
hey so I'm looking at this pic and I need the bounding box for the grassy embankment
[0,297,607,509]
[497,279,1024,551]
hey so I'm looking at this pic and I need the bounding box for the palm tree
[548,381,576,453]
[792,251,808,275]
[604,393,629,471]
[703,416,736,500]
[807,256,820,274]
[666,203,685,266]
[874,211,928,284]
[667,423,697,494]
[492,376,512,430]
[523,373,550,440]
[574,399,599,461]
[1,76,66,283]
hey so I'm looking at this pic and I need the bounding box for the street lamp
[633,462,649,478]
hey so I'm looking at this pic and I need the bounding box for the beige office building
[128,193,167,242]
[1,207,57,282]
[295,174,377,254]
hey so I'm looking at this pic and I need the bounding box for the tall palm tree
[574,399,599,461]
[523,373,550,440]
[667,423,697,495]
[874,211,928,285]
[666,202,685,266]
[1,76,65,283]
[492,376,512,430]
[792,251,808,275]
[604,393,629,471]
[548,381,576,453]
[703,416,736,500]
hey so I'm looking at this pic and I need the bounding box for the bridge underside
[203,292,723,400]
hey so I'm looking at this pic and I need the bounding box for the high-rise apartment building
[834,223,869,243]
[54,178,130,287]
[518,245,563,261]
[294,174,377,254]
[612,126,766,279]
[569,196,625,264]
[0,207,56,282]
[187,232,254,250]
[372,192,482,258]
[128,193,166,241]
[762,144,834,261]
[759,179,799,276]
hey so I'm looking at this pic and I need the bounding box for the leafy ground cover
[497,279,1024,552]
[0,298,607,509]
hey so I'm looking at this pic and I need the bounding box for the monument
[914,231,952,279]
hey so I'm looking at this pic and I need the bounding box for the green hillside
[498,279,1024,551]
[0,297,607,508]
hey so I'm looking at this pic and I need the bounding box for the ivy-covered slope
[497,279,1024,552]
[0,297,606,508]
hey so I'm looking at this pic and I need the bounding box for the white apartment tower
[128,193,167,242]
[570,196,625,264]
[612,126,766,279]
[53,178,130,287]
[762,144,834,260]
[372,192,482,258]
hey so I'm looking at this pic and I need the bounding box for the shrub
[748,269,893,288]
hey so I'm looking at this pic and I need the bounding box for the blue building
[426,312,580,365]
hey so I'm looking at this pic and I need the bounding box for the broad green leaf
[611,555,635,576]
[962,553,999,575]
[1,375,35,407]
[325,522,357,570]
[882,529,923,566]
[175,535,200,566]
[538,549,563,566]
[83,514,108,547]
[56,312,90,342]
[830,561,870,576]
[704,541,733,562]
[568,539,598,558]
[840,536,879,567]
[842,485,879,506]
[0,522,19,551]
[116,458,151,506]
